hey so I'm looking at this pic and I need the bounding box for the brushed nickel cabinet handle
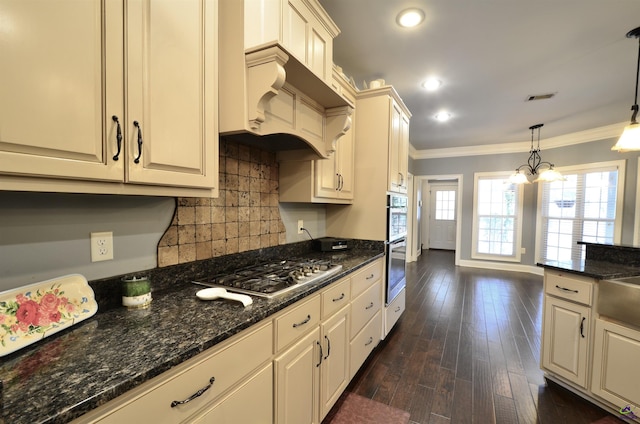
[365,301,374,310]
[332,293,345,302]
[366,274,375,280]
[365,336,373,346]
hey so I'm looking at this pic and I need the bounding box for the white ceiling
[318,0,640,154]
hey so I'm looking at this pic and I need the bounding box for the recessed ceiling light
[422,77,442,91]
[397,8,425,28]
[434,111,451,122]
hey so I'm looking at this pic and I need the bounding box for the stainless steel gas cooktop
[193,258,343,298]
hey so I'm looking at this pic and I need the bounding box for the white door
[429,183,457,250]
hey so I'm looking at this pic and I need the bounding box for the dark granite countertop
[0,242,384,424]
[537,259,640,279]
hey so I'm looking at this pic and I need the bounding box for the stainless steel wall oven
[386,194,407,304]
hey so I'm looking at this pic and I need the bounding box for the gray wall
[409,137,640,265]
[0,191,327,291]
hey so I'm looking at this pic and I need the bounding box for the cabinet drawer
[275,295,321,352]
[351,280,382,337]
[350,310,382,379]
[322,277,351,319]
[544,271,594,305]
[385,288,405,335]
[78,322,273,423]
[351,260,383,299]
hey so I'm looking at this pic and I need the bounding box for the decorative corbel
[245,46,289,130]
[325,105,354,155]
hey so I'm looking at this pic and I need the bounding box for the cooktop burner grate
[193,259,343,298]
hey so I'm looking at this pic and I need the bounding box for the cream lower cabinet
[348,259,384,379]
[385,288,406,336]
[274,277,352,424]
[72,322,273,424]
[542,296,591,388]
[274,327,322,424]
[541,271,594,389]
[191,363,273,423]
[591,318,640,410]
[0,0,218,196]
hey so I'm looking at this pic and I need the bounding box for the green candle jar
[121,275,152,309]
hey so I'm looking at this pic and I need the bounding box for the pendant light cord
[632,36,640,123]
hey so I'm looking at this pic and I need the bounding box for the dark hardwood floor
[325,249,621,424]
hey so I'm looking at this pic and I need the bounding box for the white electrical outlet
[298,220,304,234]
[91,231,114,262]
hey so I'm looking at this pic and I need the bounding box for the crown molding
[409,122,627,160]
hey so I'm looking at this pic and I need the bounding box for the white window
[472,172,524,262]
[536,160,624,264]
[435,190,455,220]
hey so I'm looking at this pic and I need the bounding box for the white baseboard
[458,259,544,276]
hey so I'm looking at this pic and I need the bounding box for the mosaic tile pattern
[158,139,286,267]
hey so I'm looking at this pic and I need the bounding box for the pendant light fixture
[510,124,564,184]
[612,27,640,152]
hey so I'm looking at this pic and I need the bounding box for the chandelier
[612,26,640,152]
[509,124,564,184]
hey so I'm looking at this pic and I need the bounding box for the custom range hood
[218,0,354,161]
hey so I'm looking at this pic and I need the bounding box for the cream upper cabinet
[124,0,217,191]
[218,0,352,161]
[279,68,355,203]
[244,0,336,81]
[0,0,218,196]
[388,98,410,194]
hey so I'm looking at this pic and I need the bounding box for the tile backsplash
[157,139,286,267]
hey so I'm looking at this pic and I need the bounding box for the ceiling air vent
[526,93,556,101]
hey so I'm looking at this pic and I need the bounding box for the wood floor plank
[451,378,473,424]
[431,367,455,418]
[473,359,496,423]
[409,384,435,424]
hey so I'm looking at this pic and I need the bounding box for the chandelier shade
[612,27,640,152]
[509,124,564,184]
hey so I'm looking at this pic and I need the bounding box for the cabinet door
[315,154,340,198]
[337,115,355,199]
[320,306,350,420]
[125,0,217,189]
[542,296,590,388]
[388,99,402,192]
[591,319,640,408]
[398,112,410,193]
[192,363,273,424]
[0,0,124,182]
[275,328,321,424]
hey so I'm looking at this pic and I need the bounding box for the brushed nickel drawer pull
[293,314,311,328]
[170,376,215,407]
[332,293,345,302]
[366,274,375,280]
[555,285,578,293]
[365,301,374,310]
[395,306,401,313]
[365,336,373,346]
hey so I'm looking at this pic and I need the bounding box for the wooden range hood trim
[244,43,353,159]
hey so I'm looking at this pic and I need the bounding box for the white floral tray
[0,274,98,356]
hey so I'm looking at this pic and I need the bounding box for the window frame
[534,160,625,264]
[472,171,524,262]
